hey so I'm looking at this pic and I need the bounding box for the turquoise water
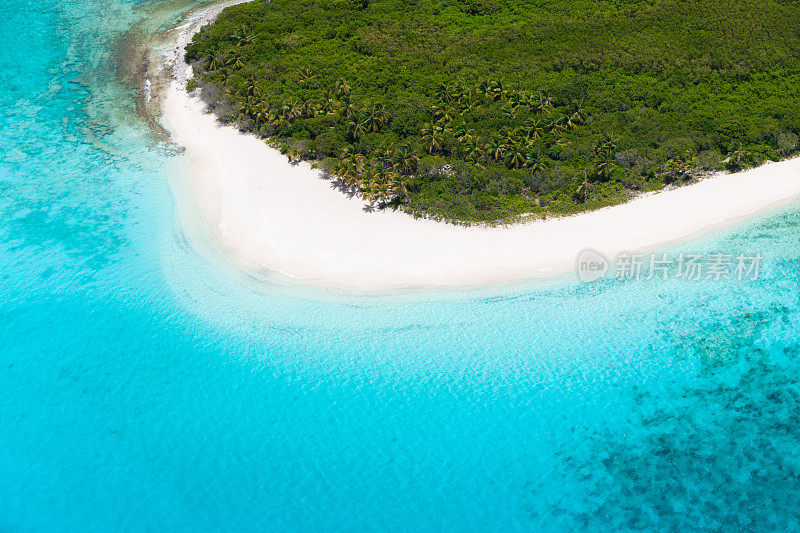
[2,0,800,530]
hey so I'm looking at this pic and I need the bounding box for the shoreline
[158,2,800,290]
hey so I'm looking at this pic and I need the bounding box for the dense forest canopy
[186,0,800,223]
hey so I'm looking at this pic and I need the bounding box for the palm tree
[340,100,356,118]
[534,93,555,114]
[432,104,454,124]
[593,136,617,159]
[375,147,393,168]
[455,83,471,102]
[553,137,571,148]
[267,109,284,127]
[283,98,303,119]
[347,119,368,140]
[488,80,506,101]
[500,128,516,146]
[574,175,591,203]
[242,81,260,97]
[298,67,316,85]
[336,78,351,97]
[300,99,316,118]
[353,153,367,175]
[593,136,617,180]
[321,97,339,115]
[208,54,225,71]
[373,180,389,205]
[238,98,255,118]
[662,158,680,181]
[477,80,490,97]
[253,104,268,125]
[486,138,505,162]
[517,90,533,107]
[226,54,245,69]
[393,145,419,174]
[362,104,391,132]
[388,172,410,201]
[506,142,527,169]
[569,99,587,125]
[435,82,456,103]
[360,168,381,205]
[420,123,446,153]
[363,112,379,133]
[506,91,522,108]
[338,145,356,161]
[336,147,365,188]
[500,102,517,120]
[560,116,577,131]
[465,139,486,165]
[232,26,254,46]
[455,127,476,143]
[286,146,301,163]
[525,154,545,172]
[523,119,544,145]
[341,151,367,189]
[549,115,568,133]
[373,104,392,127]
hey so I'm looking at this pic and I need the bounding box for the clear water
[2,0,800,530]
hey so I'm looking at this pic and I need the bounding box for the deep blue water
[2,0,800,530]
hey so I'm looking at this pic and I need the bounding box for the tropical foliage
[185,0,800,223]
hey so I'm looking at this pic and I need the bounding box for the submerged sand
[158,1,800,290]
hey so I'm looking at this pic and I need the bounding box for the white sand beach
[159,2,800,289]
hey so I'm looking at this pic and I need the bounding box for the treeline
[185,0,800,223]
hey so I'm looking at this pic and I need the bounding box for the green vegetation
[186,0,800,223]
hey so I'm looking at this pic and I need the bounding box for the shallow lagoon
[1,0,800,530]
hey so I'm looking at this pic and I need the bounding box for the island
[157,0,800,289]
[183,0,800,224]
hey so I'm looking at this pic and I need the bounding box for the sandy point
[158,2,800,290]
